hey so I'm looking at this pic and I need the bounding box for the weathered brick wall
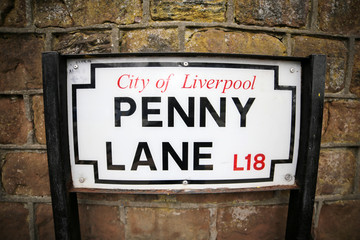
[0,0,359,239]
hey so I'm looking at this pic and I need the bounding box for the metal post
[43,52,81,240]
[285,55,326,240]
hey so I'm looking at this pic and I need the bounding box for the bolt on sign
[67,55,301,191]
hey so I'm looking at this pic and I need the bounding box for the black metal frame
[286,54,326,239]
[43,53,81,240]
[42,52,325,240]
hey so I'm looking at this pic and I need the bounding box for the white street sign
[67,56,301,191]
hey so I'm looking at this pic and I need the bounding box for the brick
[78,192,171,202]
[127,207,210,239]
[0,96,32,144]
[33,0,142,27]
[32,95,46,144]
[322,100,360,144]
[175,191,274,204]
[185,29,286,55]
[77,193,134,201]
[150,0,226,22]
[350,41,360,97]
[292,36,347,93]
[0,34,45,91]
[35,204,55,240]
[316,149,356,195]
[0,202,30,240]
[77,191,274,204]
[2,152,50,196]
[32,0,73,28]
[77,192,166,203]
[53,31,112,54]
[79,204,123,240]
[121,29,179,53]
[235,0,309,27]
[318,0,360,35]
[72,0,142,26]
[316,200,360,240]
[216,205,287,239]
[0,0,26,27]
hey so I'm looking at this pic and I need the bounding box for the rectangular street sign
[66,55,301,191]
[44,52,325,239]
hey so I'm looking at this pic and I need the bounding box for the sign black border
[71,61,296,185]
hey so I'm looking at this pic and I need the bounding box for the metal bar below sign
[285,55,326,240]
[43,52,81,240]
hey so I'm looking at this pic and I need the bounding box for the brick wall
[0,0,359,239]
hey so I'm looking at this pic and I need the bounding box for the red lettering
[245,154,251,170]
[182,74,193,89]
[251,75,256,89]
[207,79,215,89]
[233,153,266,171]
[233,80,242,89]
[182,74,257,92]
[222,80,233,93]
[197,78,207,88]
[253,154,265,170]
[215,79,223,89]
[243,80,251,90]
[117,74,130,89]
[156,79,165,89]
[233,154,244,171]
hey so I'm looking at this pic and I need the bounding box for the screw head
[284,174,293,182]
[183,62,189,67]
[74,65,79,69]
[182,180,188,185]
[79,177,85,183]
[290,67,295,73]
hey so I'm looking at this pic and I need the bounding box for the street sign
[43,52,325,239]
[66,56,301,190]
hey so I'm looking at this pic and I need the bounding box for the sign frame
[42,52,325,240]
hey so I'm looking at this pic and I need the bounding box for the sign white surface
[67,56,301,191]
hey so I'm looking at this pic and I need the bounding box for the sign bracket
[43,52,81,240]
[286,55,326,239]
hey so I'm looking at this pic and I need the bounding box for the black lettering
[114,97,136,127]
[194,142,213,170]
[232,97,255,127]
[200,97,226,127]
[142,97,162,127]
[162,142,188,170]
[131,142,157,170]
[168,97,194,127]
[106,142,125,170]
